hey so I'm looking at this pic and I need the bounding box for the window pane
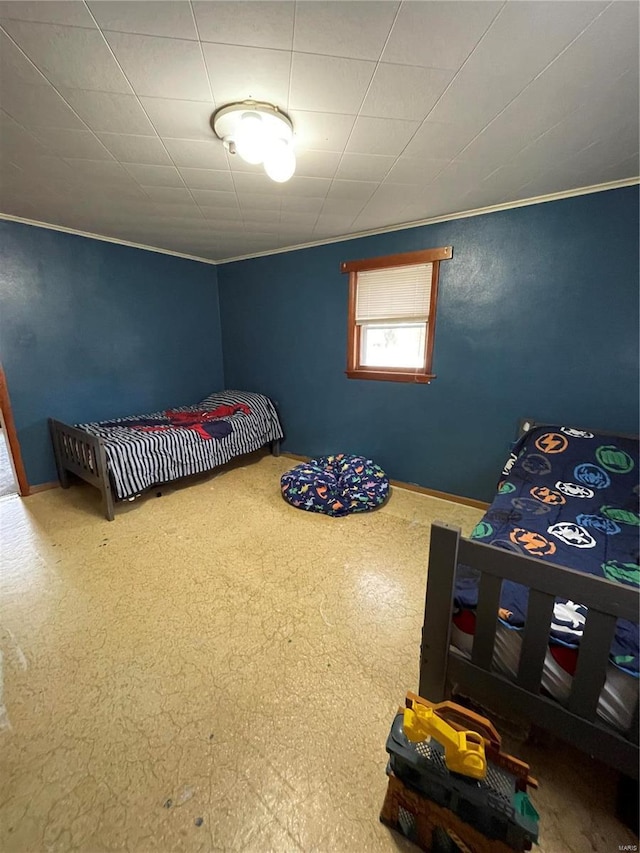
[360,323,426,368]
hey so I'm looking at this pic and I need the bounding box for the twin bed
[49,390,283,520]
[420,421,639,781]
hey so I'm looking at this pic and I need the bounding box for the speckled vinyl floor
[0,453,636,852]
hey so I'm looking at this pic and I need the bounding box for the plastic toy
[380,692,540,852]
[403,700,487,781]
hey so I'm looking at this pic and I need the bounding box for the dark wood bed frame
[418,422,639,781]
[48,418,281,521]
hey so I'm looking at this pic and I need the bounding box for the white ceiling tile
[517,3,640,122]
[289,53,375,114]
[62,158,140,183]
[326,179,377,201]
[122,163,184,187]
[294,149,341,180]
[0,162,24,192]
[203,43,291,107]
[427,0,612,132]
[279,211,318,227]
[143,202,204,220]
[0,195,40,218]
[346,116,419,156]
[293,1,398,60]
[162,137,228,170]
[104,31,211,100]
[2,20,132,93]
[242,208,280,224]
[140,185,194,204]
[0,80,85,129]
[401,121,477,161]
[313,214,358,237]
[190,189,239,208]
[384,157,447,185]
[87,1,198,40]
[10,154,76,183]
[454,118,533,175]
[589,153,640,186]
[0,116,49,160]
[140,97,215,140]
[276,226,314,241]
[351,207,400,232]
[59,89,156,135]
[0,1,97,27]
[225,154,264,174]
[280,196,324,213]
[0,0,636,261]
[361,64,453,121]
[320,198,366,217]
[33,127,114,160]
[178,167,234,190]
[278,175,331,198]
[236,193,281,211]
[0,27,49,88]
[193,1,294,50]
[512,79,639,178]
[382,1,501,69]
[232,171,283,194]
[288,110,356,152]
[335,153,395,182]
[198,212,244,226]
[97,133,172,165]
[367,181,427,207]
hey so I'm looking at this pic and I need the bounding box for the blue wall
[0,221,222,487]
[218,187,639,502]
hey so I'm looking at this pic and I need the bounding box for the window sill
[345,369,436,384]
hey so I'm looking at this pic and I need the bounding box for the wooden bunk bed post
[419,522,460,702]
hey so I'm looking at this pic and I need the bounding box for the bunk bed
[419,421,639,780]
[49,390,283,520]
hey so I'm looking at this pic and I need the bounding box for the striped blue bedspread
[77,390,283,500]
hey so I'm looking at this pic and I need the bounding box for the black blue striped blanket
[77,390,283,500]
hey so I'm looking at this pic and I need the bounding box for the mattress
[450,610,637,732]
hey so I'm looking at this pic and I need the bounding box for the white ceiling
[0,0,638,263]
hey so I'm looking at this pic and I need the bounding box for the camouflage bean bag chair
[280,454,389,517]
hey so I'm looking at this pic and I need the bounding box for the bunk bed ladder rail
[419,522,639,777]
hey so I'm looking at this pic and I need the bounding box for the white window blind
[355,263,433,324]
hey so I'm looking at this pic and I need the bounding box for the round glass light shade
[235,112,265,165]
[263,137,296,183]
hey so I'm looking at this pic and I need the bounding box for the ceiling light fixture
[211,100,296,183]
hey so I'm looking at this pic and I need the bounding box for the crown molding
[216,177,640,264]
[1,177,637,267]
[0,214,218,266]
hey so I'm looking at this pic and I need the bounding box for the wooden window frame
[341,246,452,384]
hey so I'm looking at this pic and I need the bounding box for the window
[341,246,452,383]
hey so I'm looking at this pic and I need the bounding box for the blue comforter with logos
[454,425,639,676]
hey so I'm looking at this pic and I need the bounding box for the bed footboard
[419,522,640,778]
[48,419,114,521]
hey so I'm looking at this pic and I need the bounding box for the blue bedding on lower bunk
[454,424,639,676]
